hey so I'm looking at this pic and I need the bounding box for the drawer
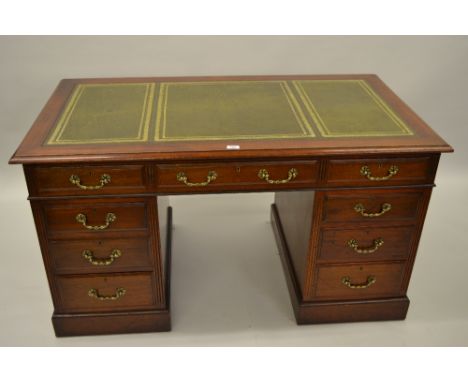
[48,237,153,274]
[40,197,149,239]
[237,161,319,189]
[156,160,318,192]
[314,262,406,300]
[321,188,428,223]
[55,273,162,313]
[324,156,436,187]
[156,162,236,191]
[318,225,414,263]
[27,164,149,196]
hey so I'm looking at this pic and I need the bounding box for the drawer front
[322,188,428,223]
[236,161,319,189]
[314,263,406,300]
[324,156,435,187]
[49,237,153,274]
[156,163,236,191]
[156,161,318,192]
[28,164,149,196]
[318,226,414,263]
[55,273,162,313]
[41,197,149,238]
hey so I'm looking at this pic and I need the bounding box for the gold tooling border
[46,79,413,145]
[293,79,414,137]
[47,83,155,145]
[154,81,315,141]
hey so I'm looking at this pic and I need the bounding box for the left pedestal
[25,165,172,336]
[51,207,172,337]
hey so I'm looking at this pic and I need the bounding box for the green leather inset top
[155,81,313,141]
[46,79,413,145]
[294,80,412,137]
[47,83,154,144]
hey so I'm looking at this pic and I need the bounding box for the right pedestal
[271,183,432,324]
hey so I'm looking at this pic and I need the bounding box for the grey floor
[0,169,467,346]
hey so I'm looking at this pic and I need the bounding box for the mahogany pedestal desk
[10,75,452,337]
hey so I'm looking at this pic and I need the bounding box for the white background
[1,35,467,345]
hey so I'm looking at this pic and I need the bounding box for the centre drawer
[38,197,151,239]
[55,272,162,313]
[155,160,319,192]
[313,262,406,300]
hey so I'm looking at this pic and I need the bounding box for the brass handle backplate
[88,287,126,301]
[76,212,116,230]
[69,174,111,190]
[341,276,376,289]
[354,203,392,217]
[360,165,399,181]
[176,171,218,187]
[347,238,384,254]
[82,249,122,266]
[258,168,298,184]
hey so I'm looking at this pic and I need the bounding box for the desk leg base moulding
[271,204,410,324]
[51,207,173,337]
[52,309,171,337]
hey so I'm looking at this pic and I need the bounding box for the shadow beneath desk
[169,210,296,336]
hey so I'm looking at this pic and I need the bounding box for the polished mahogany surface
[10,75,451,165]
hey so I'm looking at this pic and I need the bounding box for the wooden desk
[10,75,452,336]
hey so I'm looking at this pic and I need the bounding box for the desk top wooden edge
[10,74,453,165]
